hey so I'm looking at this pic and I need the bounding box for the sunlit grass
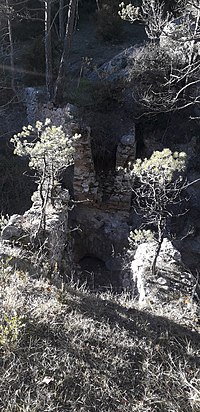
[0,263,199,411]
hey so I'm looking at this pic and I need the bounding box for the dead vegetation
[0,262,199,412]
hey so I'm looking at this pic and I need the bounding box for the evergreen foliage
[128,149,187,257]
[11,119,78,187]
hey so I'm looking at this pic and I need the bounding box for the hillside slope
[0,264,199,412]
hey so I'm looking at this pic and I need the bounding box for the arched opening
[78,255,120,291]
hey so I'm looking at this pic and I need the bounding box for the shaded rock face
[72,207,129,264]
[129,238,196,306]
[1,195,70,277]
[88,46,139,82]
[23,86,47,125]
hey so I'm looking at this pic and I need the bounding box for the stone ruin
[1,103,199,313]
[71,114,136,289]
[0,103,136,289]
[73,126,136,211]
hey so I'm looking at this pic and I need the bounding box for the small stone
[157,277,167,285]
[120,134,135,145]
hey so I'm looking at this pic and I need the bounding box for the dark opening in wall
[135,123,145,159]
[78,255,120,291]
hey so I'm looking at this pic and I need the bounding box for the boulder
[129,238,195,306]
[88,46,139,82]
[2,214,25,241]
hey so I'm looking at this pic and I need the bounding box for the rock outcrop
[1,190,70,279]
[129,238,197,307]
[88,46,139,82]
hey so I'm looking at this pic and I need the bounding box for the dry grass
[0,262,199,412]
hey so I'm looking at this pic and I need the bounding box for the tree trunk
[6,0,16,94]
[44,0,53,100]
[59,0,65,41]
[185,7,200,90]
[96,0,100,11]
[54,0,77,103]
[151,218,164,276]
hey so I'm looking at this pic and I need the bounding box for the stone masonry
[73,125,136,212]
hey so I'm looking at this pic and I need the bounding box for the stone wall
[71,119,136,286]
[73,125,136,213]
[73,127,98,202]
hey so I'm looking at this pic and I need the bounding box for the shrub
[126,42,188,115]
[11,120,78,193]
[128,149,187,273]
[95,2,124,42]
[0,313,24,349]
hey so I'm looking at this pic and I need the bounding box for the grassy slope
[0,264,199,412]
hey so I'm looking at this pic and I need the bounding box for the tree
[59,0,65,40]
[10,119,79,233]
[127,148,187,274]
[119,0,171,39]
[5,0,16,93]
[44,0,53,99]
[0,1,20,94]
[54,0,78,102]
[119,1,200,117]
